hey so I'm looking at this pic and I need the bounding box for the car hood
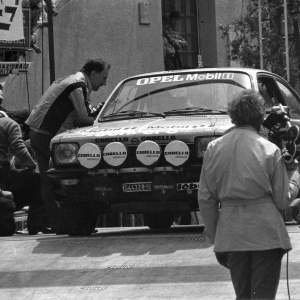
[51,115,233,146]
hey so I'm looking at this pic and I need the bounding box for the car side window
[257,76,281,109]
[275,79,300,119]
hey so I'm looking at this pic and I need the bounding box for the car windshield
[99,71,252,120]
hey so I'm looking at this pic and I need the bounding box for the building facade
[2,0,244,111]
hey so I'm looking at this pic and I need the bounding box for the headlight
[194,137,217,158]
[54,143,79,164]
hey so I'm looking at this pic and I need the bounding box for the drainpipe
[44,0,55,84]
[283,0,290,82]
[258,0,263,69]
[196,0,203,68]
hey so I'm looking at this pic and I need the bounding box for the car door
[257,74,284,111]
[273,76,300,127]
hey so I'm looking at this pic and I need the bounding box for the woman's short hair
[80,58,110,76]
[227,89,265,127]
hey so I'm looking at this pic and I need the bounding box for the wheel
[143,212,174,230]
[59,202,98,236]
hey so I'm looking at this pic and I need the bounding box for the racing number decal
[0,0,19,31]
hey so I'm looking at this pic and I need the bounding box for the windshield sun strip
[100,73,251,119]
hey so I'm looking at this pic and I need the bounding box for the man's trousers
[228,249,286,300]
[29,130,64,232]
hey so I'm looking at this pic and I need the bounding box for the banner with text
[0,61,32,75]
[0,0,24,41]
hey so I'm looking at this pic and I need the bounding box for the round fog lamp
[103,142,128,168]
[78,143,101,169]
[136,141,161,167]
[164,140,189,167]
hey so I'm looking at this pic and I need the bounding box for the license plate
[122,182,199,193]
[122,182,151,192]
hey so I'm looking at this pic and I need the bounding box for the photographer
[22,0,58,54]
[198,90,300,300]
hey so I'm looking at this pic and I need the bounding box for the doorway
[162,0,199,68]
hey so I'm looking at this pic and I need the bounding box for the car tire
[59,202,97,236]
[143,212,174,230]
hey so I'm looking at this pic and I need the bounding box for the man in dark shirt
[26,58,110,234]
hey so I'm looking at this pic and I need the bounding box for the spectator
[0,110,50,235]
[162,15,175,71]
[163,11,187,70]
[22,0,58,54]
[26,58,110,234]
[198,90,300,300]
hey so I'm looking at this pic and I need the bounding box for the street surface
[0,224,299,300]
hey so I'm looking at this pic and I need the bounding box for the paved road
[0,224,299,300]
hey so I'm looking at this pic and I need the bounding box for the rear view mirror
[73,117,94,128]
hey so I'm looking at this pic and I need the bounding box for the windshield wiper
[102,110,165,119]
[163,107,227,114]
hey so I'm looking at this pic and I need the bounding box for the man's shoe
[28,227,53,235]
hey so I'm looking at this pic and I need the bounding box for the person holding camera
[198,90,300,300]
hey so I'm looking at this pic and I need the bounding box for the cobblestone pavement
[0,224,299,300]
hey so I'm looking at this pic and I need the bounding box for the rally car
[47,68,300,235]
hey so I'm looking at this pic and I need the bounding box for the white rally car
[48,68,300,235]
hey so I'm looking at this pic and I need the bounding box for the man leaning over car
[26,58,110,234]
